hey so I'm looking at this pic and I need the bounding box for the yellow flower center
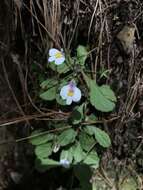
[55,52,63,59]
[67,90,74,97]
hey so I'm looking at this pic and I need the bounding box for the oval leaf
[94,127,111,148]
[30,131,54,145]
[40,158,59,166]
[58,128,77,146]
[83,151,99,168]
[84,125,95,136]
[73,143,85,163]
[40,79,57,89]
[100,85,117,102]
[79,131,96,151]
[77,45,88,65]
[89,79,116,112]
[35,142,52,158]
[40,86,56,101]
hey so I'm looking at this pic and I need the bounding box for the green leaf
[94,127,111,148]
[88,79,116,112]
[73,143,85,163]
[60,149,73,163]
[39,86,56,101]
[53,122,68,129]
[30,130,54,145]
[56,93,66,105]
[77,45,88,65]
[49,62,70,74]
[85,114,97,122]
[40,158,59,166]
[56,80,70,105]
[79,131,96,151]
[40,78,57,89]
[100,85,117,102]
[57,128,77,146]
[84,125,95,136]
[86,126,111,148]
[83,151,99,168]
[35,142,53,158]
[35,158,59,172]
[70,104,84,124]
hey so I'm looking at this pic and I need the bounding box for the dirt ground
[0,0,143,189]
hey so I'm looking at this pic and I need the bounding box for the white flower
[60,159,70,168]
[48,48,65,65]
[60,81,81,105]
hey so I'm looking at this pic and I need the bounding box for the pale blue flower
[60,159,70,168]
[60,81,81,105]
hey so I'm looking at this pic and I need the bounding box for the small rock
[10,171,22,184]
[117,56,123,64]
[117,25,135,54]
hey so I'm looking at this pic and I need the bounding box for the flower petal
[48,56,55,62]
[55,57,65,65]
[49,48,59,56]
[72,87,81,102]
[66,97,72,105]
[60,85,69,100]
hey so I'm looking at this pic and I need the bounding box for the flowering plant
[30,45,116,172]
